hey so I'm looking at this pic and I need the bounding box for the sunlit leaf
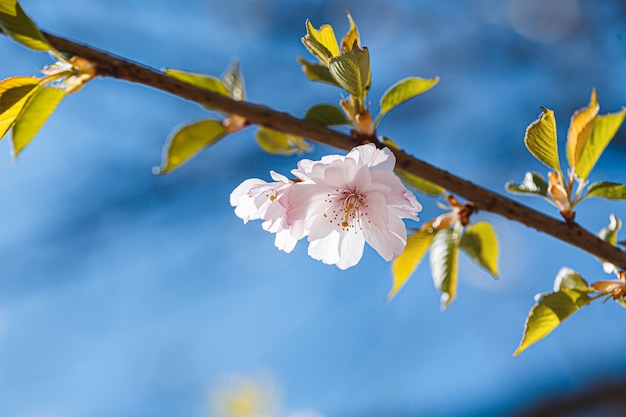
[0,1,52,51]
[296,57,341,87]
[340,12,359,53]
[459,222,499,277]
[597,214,621,274]
[301,20,339,64]
[553,267,591,292]
[0,76,41,140]
[567,89,599,173]
[514,288,593,356]
[328,47,370,99]
[586,182,626,200]
[12,86,65,157]
[156,119,227,174]
[388,223,436,300]
[395,170,445,197]
[576,108,626,180]
[524,107,561,172]
[505,172,549,198]
[378,77,439,120]
[165,68,230,97]
[429,228,459,310]
[256,126,311,156]
[221,60,245,101]
[304,104,351,126]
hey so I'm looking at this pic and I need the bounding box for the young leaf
[567,89,599,173]
[0,76,42,140]
[0,1,52,51]
[459,222,499,277]
[165,69,230,97]
[429,228,459,310]
[389,223,437,300]
[11,86,65,157]
[296,57,341,87]
[221,60,245,101]
[505,171,549,198]
[576,108,626,180]
[156,119,227,174]
[256,126,311,156]
[304,104,351,126]
[514,288,593,356]
[302,20,339,65]
[586,182,626,200]
[340,12,359,53]
[553,267,591,292]
[328,47,370,99]
[378,77,439,120]
[395,170,445,197]
[598,214,621,246]
[524,107,561,172]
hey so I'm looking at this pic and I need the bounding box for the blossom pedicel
[230,144,422,269]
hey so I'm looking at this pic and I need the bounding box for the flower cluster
[230,144,422,269]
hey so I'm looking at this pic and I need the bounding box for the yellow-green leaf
[586,182,626,200]
[12,86,65,157]
[553,267,591,292]
[514,288,592,356]
[395,170,444,197]
[567,89,599,173]
[0,1,52,51]
[340,12,359,53]
[156,119,227,174]
[459,222,499,277]
[302,20,339,65]
[165,69,230,97]
[0,76,42,140]
[304,104,351,126]
[256,126,311,156]
[598,213,621,246]
[379,77,439,119]
[221,60,245,101]
[429,228,459,310]
[328,47,370,99]
[505,171,549,198]
[388,223,436,300]
[296,57,341,87]
[524,107,561,172]
[576,108,626,180]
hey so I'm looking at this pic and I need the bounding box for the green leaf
[598,213,621,246]
[0,76,42,140]
[301,20,339,65]
[586,182,626,200]
[304,104,351,126]
[256,126,311,156]
[388,223,436,300]
[567,89,599,174]
[514,288,593,356]
[524,107,561,172]
[221,60,245,101]
[429,228,459,310]
[459,222,499,277]
[165,68,230,97]
[505,171,549,198]
[156,119,227,174]
[379,77,439,119]
[553,267,591,292]
[11,86,65,157]
[395,170,445,197]
[576,108,626,180]
[328,47,370,99]
[0,1,52,51]
[296,57,341,87]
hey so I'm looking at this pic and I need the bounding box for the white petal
[308,231,341,265]
[336,229,365,269]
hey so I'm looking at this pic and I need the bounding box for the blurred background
[0,0,626,416]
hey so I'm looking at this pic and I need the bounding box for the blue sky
[1,1,626,416]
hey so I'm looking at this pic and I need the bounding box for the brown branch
[33,31,626,270]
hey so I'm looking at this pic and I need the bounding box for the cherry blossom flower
[230,144,422,269]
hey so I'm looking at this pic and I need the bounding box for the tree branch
[32,30,626,270]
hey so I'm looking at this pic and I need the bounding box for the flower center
[324,189,369,232]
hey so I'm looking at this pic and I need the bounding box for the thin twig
[21,30,626,270]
